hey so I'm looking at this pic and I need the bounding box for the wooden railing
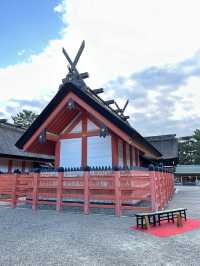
[0,170,174,216]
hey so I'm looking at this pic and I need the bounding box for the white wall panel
[0,158,8,173]
[118,140,123,167]
[60,138,81,168]
[87,136,112,167]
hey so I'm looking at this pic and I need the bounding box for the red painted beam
[46,131,59,142]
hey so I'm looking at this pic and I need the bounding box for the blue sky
[0,0,200,137]
[0,0,62,67]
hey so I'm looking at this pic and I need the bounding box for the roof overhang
[0,153,54,162]
[16,82,162,159]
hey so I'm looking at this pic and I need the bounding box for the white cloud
[171,76,200,120]
[1,0,200,134]
[17,49,25,56]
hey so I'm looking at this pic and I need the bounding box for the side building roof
[175,165,200,175]
[145,134,178,160]
[16,81,162,158]
[0,122,54,162]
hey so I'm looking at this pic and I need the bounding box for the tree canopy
[179,129,200,164]
[12,110,38,129]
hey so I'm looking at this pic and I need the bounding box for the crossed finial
[62,40,89,83]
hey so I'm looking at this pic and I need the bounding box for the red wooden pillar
[82,112,87,167]
[115,171,121,217]
[8,159,13,173]
[111,134,118,168]
[32,172,39,211]
[84,171,89,214]
[11,174,18,208]
[129,146,133,167]
[56,171,63,211]
[123,142,127,167]
[55,140,61,167]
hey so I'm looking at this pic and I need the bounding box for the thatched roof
[0,122,54,162]
[145,134,178,160]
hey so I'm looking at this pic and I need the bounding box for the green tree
[193,129,200,164]
[179,138,195,164]
[12,110,38,129]
[179,129,200,164]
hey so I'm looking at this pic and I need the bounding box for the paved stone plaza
[0,186,200,266]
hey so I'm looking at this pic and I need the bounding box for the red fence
[0,170,174,216]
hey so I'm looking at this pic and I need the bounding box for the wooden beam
[60,130,100,139]
[92,88,104,94]
[46,131,59,142]
[104,100,114,105]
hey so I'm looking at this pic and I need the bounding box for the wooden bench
[135,208,187,229]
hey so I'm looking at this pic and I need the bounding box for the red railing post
[156,171,161,210]
[150,171,157,211]
[11,174,18,208]
[170,172,174,199]
[56,171,63,212]
[162,170,166,207]
[32,172,39,211]
[167,171,170,201]
[84,171,89,214]
[115,171,121,217]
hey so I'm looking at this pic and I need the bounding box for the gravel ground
[0,186,200,266]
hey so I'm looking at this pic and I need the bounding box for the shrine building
[16,42,162,169]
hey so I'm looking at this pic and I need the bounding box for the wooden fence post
[169,173,174,200]
[150,171,157,211]
[32,172,39,211]
[56,171,63,212]
[115,171,121,217]
[11,174,18,208]
[162,170,167,207]
[84,171,89,214]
